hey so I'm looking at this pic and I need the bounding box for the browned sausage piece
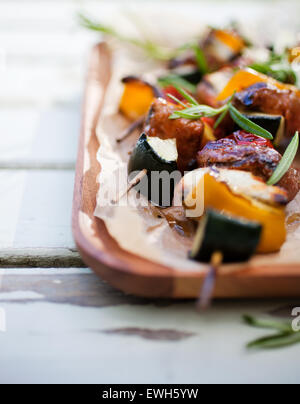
[234,83,300,137]
[197,136,300,201]
[144,98,204,171]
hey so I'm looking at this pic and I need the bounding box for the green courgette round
[128,133,179,207]
[179,69,203,85]
[234,113,285,146]
[190,209,262,263]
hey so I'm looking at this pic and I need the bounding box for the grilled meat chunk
[196,79,219,107]
[144,98,204,171]
[234,83,300,137]
[278,167,300,201]
[197,133,300,200]
[278,167,300,202]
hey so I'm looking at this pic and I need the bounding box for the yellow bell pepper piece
[217,68,300,101]
[289,47,300,63]
[214,29,245,53]
[184,170,286,254]
[200,122,216,149]
[119,79,156,120]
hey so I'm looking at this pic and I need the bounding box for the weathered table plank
[0,104,80,169]
[0,170,84,266]
[0,269,300,384]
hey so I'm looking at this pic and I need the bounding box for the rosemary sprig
[79,13,210,75]
[251,62,297,85]
[214,108,228,129]
[267,132,299,185]
[228,104,273,140]
[166,83,198,106]
[243,315,300,350]
[250,49,297,85]
[79,13,144,47]
[191,44,208,74]
[158,75,197,94]
[166,93,187,108]
[78,13,178,61]
[243,314,291,333]
[168,86,273,140]
[170,104,227,120]
[247,332,300,349]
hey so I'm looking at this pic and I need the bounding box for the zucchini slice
[182,167,287,253]
[234,113,285,146]
[128,133,178,173]
[179,69,203,85]
[128,133,179,206]
[190,209,262,263]
[160,69,203,86]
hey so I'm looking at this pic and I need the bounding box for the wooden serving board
[72,43,300,298]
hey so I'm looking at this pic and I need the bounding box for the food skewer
[111,169,147,205]
[81,17,300,303]
[197,251,223,310]
[128,133,178,207]
[116,117,145,143]
[190,210,263,310]
[114,131,179,205]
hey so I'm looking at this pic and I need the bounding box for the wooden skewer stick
[111,169,148,205]
[116,117,145,143]
[197,251,223,311]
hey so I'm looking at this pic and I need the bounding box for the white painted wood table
[0,0,300,384]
